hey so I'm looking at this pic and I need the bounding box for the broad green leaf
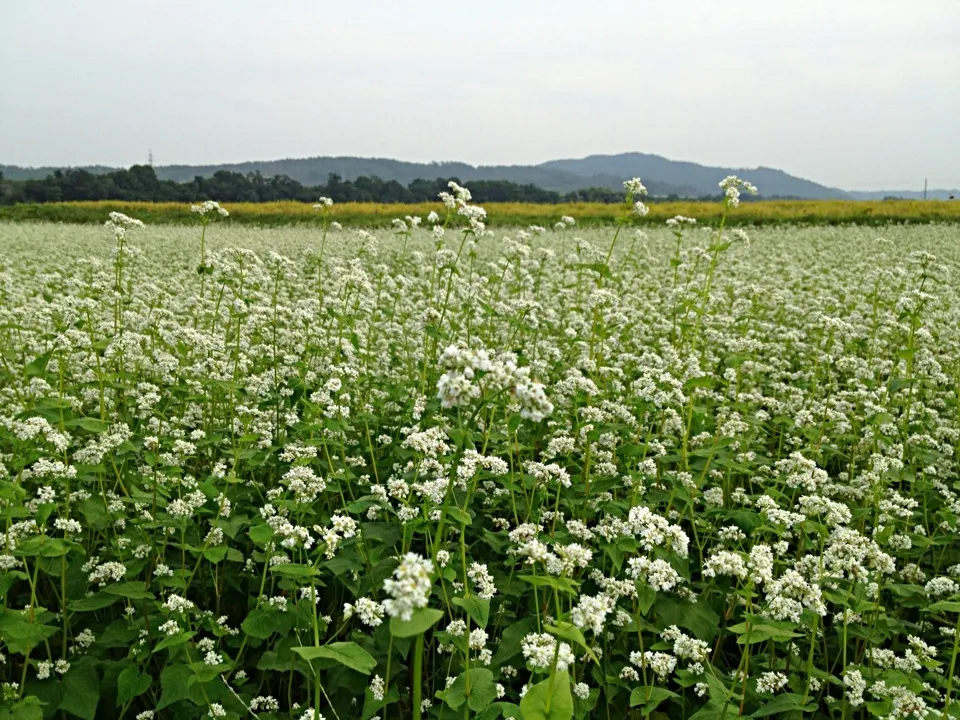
[117,667,152,706]
[655,598,721,641]
[152,630,195,654]
[204,545,228,564]
[157,664,193,710]
[629,687,678,713]
[390,607,445,638]
[443,668,497,712]
[545,622,598,663]
[728,621,800,644]
[25,351,52,378]
[518,574,579,595]
[102,582,154,600]
[924,601,960,614]
[69,593,119,612]
[750,693,817,717]
[453,595,490,628]
[247,523,274,546]
[519,671,573,720]
[58,662,99,720]
[291,642,376,674]
[1,696,45,720]
[446,506,473,526]
[16,535,70,558]
[637,583,657,615]
[70,418,110,433]
[688,699,738,720]
[0,611,59,654]
[242,608,293,639]
[270,563,318,578]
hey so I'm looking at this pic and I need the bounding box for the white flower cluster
[191,200,229,217]
[719,175,759,208]
[382,553,434,621]
[521,632,575,671]
[436,344,553,421]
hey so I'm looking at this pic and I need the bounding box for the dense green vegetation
[0,165,634,206]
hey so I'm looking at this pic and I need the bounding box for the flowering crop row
[1,181,959,719]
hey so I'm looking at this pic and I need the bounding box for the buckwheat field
[3,179,960,720]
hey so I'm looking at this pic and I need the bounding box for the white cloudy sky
[1,0,958,190]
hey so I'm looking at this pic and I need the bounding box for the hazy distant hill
[848,189,958,201]
[2,152,856,199]
[0,165,117,181]
[541,153,849,199]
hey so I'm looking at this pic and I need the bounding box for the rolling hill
[0,153,880,199]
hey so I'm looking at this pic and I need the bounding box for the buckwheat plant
[3,184,960,720]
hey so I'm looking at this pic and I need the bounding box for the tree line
[0,165,669,205]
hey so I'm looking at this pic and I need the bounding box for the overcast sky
[1,0,958,191]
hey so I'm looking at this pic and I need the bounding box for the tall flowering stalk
[191,199,229,314]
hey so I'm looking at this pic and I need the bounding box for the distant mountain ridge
[0,152,921,200]
[848,189,958,201]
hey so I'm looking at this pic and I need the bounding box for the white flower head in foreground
[191,200,229,217]
[521,632,575,671]
[383,553,434,621]
[719,175,758,208]
[104,212,144,241]
[106,212,145,229]
[313,196,334,209]
[624,177,648,196]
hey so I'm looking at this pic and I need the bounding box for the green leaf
[269,563,318,578]
[291,642,376,675]
[519,671,573,720]
[69,593,119,612]
[518,574,579,595]
[683,375,715,391]
[630,687,678,713]
[70,418,110,433]
[25,351,52,378]
[575,262,611,279]
[637,583,657,615]
[152,631,195,654]
[545,622,598,663]
[242,608,292,639]
[390,607,445,638]
[453,596,490,628]
[688,699,738,720]
[17,535,70,558]
[924,601,960,614]
[443,668,497,712]
[750,693,817,717]
[58,661,99,720]
[728,621,800,644]
[446,506,473,526]
[247,523,274,546]
[655,598,721,641]
[203,545,228,564]
[117,667,152,706]
[1,696,44,720]
[157,663,193,710]
[102,582,154,600]
[0,611,60,654]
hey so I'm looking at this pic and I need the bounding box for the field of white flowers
[2,181,960,720]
